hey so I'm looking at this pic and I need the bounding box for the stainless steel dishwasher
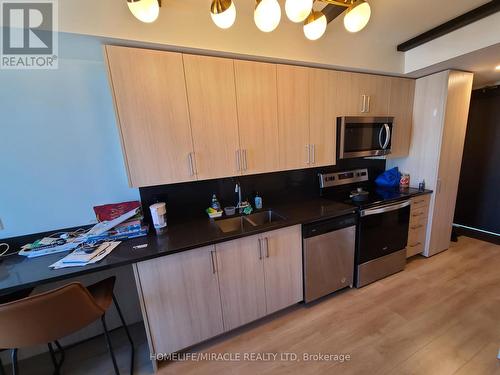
[303,214,357,303]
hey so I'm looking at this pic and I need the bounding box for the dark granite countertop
[0,190,432,294]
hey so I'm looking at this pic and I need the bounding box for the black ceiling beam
[397,0,500,52]
[322,4,347,23]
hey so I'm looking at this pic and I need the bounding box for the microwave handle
[378,125,384,149]
[382,123,391,149]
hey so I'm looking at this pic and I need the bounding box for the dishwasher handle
[302,214,357,238]
[360,200,410,217]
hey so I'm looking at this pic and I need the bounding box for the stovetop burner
[319,169,419,209]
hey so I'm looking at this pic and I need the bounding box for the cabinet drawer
[410,206,429,221]
[411,195,430,209]
[407,241,424,257]
[409,214,428,229]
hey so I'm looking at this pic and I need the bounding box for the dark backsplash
[140,159,386,225]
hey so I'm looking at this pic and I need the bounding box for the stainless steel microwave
[337,116,394,159]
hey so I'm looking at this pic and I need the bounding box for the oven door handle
[360,200,410,217]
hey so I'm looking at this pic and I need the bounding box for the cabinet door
[216,234,267,331]
[429,71,473,255]
[388,78,415,158]
[234,60,280,174]
[183,54,241,180]
[134,245,223,354]
[105,45,195,187]
[350,73,390,115]
[277,65,310,170]
[262,225,303,314]
[309,68,337,167]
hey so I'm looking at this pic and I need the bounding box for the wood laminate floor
[10,236,500,374]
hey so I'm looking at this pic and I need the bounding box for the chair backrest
[0,282,105,348]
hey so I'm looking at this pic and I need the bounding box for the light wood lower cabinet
[407,195,431,258]
[134,225,303,360]
[216,225,303,329]
[133,245,223,355]
[261,226,303,314]
[216,234,267,331]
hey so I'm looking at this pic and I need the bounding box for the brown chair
[0,277,134,375]
[0,288,34,375]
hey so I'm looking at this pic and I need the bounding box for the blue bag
[375,167,401,188]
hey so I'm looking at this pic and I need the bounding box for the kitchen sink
[214,210,287,233]
[214,216,254,233]
[244,210,286,227]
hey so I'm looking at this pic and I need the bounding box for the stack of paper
[49,241,121,269]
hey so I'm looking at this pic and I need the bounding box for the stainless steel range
[319,169,410,288]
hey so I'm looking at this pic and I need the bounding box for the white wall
[0,33,139,238]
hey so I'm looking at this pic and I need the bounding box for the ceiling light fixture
[303,11,327,40]
[343,0,371,33]
[127,0,160,23]
[254,0,282,33]
[210,0,236,29]
[127,0,372,40]
[285,0,313,23]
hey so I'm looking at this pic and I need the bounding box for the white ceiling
[58,0,496,76]
[408,43,500,88]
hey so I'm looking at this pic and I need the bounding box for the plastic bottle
[254,192,263,210]
[211,194,221,211]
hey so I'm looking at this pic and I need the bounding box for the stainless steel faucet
[235,183,242,208]
[235,183,249,213]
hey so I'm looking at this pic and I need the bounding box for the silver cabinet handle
[265,237,269,258]
[305,144,310,165]
[243,149,248,171]
[361,95,366,113]
[188,152,196,176]
[258,238,263,260]
[236,149,241,171]
[210,250,217,274]
[366,95,371,112]
[311,144,315,165]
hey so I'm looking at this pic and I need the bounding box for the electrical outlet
[0,218,3,231]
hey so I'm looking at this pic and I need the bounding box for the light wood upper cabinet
[349,72,390,115]
[105,45,196,187]
[183,54,241,180]
[133,245,223,354]
[234,60,280,175]
[309,68,338,167]
[388,77,415,158]
[277,64,310,170]
[261,225,303,314]
[216,234,267,331]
